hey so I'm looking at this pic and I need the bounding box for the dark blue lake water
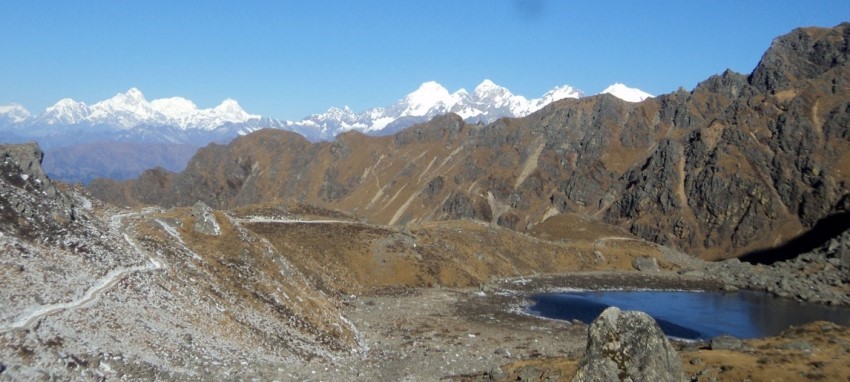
[527,290,850,340]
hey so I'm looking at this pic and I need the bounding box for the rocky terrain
[4,139,850,381]
[1,143,360,380]
[90,23,850,263]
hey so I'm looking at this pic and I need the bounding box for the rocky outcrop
[572,307,683,382]
[191,200,220,235]
[632,256,660,272]
[704,230,850,304]
[1,142,77,239]
[750,22,850,93]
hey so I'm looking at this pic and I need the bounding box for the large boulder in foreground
[573,307,683,382]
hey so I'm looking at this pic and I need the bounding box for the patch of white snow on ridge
[150,97,199,120]
[601,83,653,103]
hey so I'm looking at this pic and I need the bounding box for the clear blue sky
[1,1,848,120]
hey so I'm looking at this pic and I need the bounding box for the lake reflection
[527,290,850,339]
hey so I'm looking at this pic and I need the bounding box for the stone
[572,307,683,382]
[190,201,221,236]
[487,366,506,381]
[710,335,744,351]
[778,340,813,351]
[632,256,660,272]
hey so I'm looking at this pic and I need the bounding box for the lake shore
[276,270,850,381]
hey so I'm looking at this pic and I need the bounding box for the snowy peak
[399,81,456,117]
[539,85,584,104]
[23,89,261,131]
[150,97,198,120]
[289,79,586,139]
[472,79,512,100]
[89,88,160,128]
[0,104,32,124]
[213,99,257,123]
[41,98,91,125]
[601,83,653,102]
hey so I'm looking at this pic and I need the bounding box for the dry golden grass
[680,322,850,382]
[242,215,675,296]
[485,322,850,382]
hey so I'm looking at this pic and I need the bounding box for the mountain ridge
[88,23,850,261]
[1,80,649,142]
[1,80,649,183]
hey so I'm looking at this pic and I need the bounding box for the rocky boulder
[632,256,660,272]
[191,200,220,235]
[573,307,683,382]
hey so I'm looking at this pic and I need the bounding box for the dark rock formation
[1,142,77,240]
[572,307,683,382]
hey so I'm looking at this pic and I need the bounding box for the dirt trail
[0,212,164,333]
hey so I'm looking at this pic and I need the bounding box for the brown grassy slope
[241,216,669,295]
[89,24,850,261]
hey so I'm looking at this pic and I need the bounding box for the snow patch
[601,83,653,102]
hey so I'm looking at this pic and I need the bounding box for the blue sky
[2,1,848,120]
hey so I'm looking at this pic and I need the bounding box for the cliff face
[89,23,850,260]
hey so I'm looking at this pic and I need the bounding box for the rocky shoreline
[701,230,850,306]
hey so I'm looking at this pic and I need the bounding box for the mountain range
[0,80,649,143]
[89,23,850,261]
[0,80,649,183]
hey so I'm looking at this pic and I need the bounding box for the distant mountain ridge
[287,80,587,138]
[0,80,650,183]
[1,80,649,143]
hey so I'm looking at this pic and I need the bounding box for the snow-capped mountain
[0,81,651,145]
[28,88,260,131]
[600,83,653,103]
[0,80,651,183]
[286,79,585,138]
[0,104,32,125]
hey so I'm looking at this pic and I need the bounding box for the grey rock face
[827,229,850,265]
[573,307,683,382]
[750,22,850,93]
[190,200,220,235]
[1,142,76,238]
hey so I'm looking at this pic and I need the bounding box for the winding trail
[0,211,165,333]
[237,216,357,224]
